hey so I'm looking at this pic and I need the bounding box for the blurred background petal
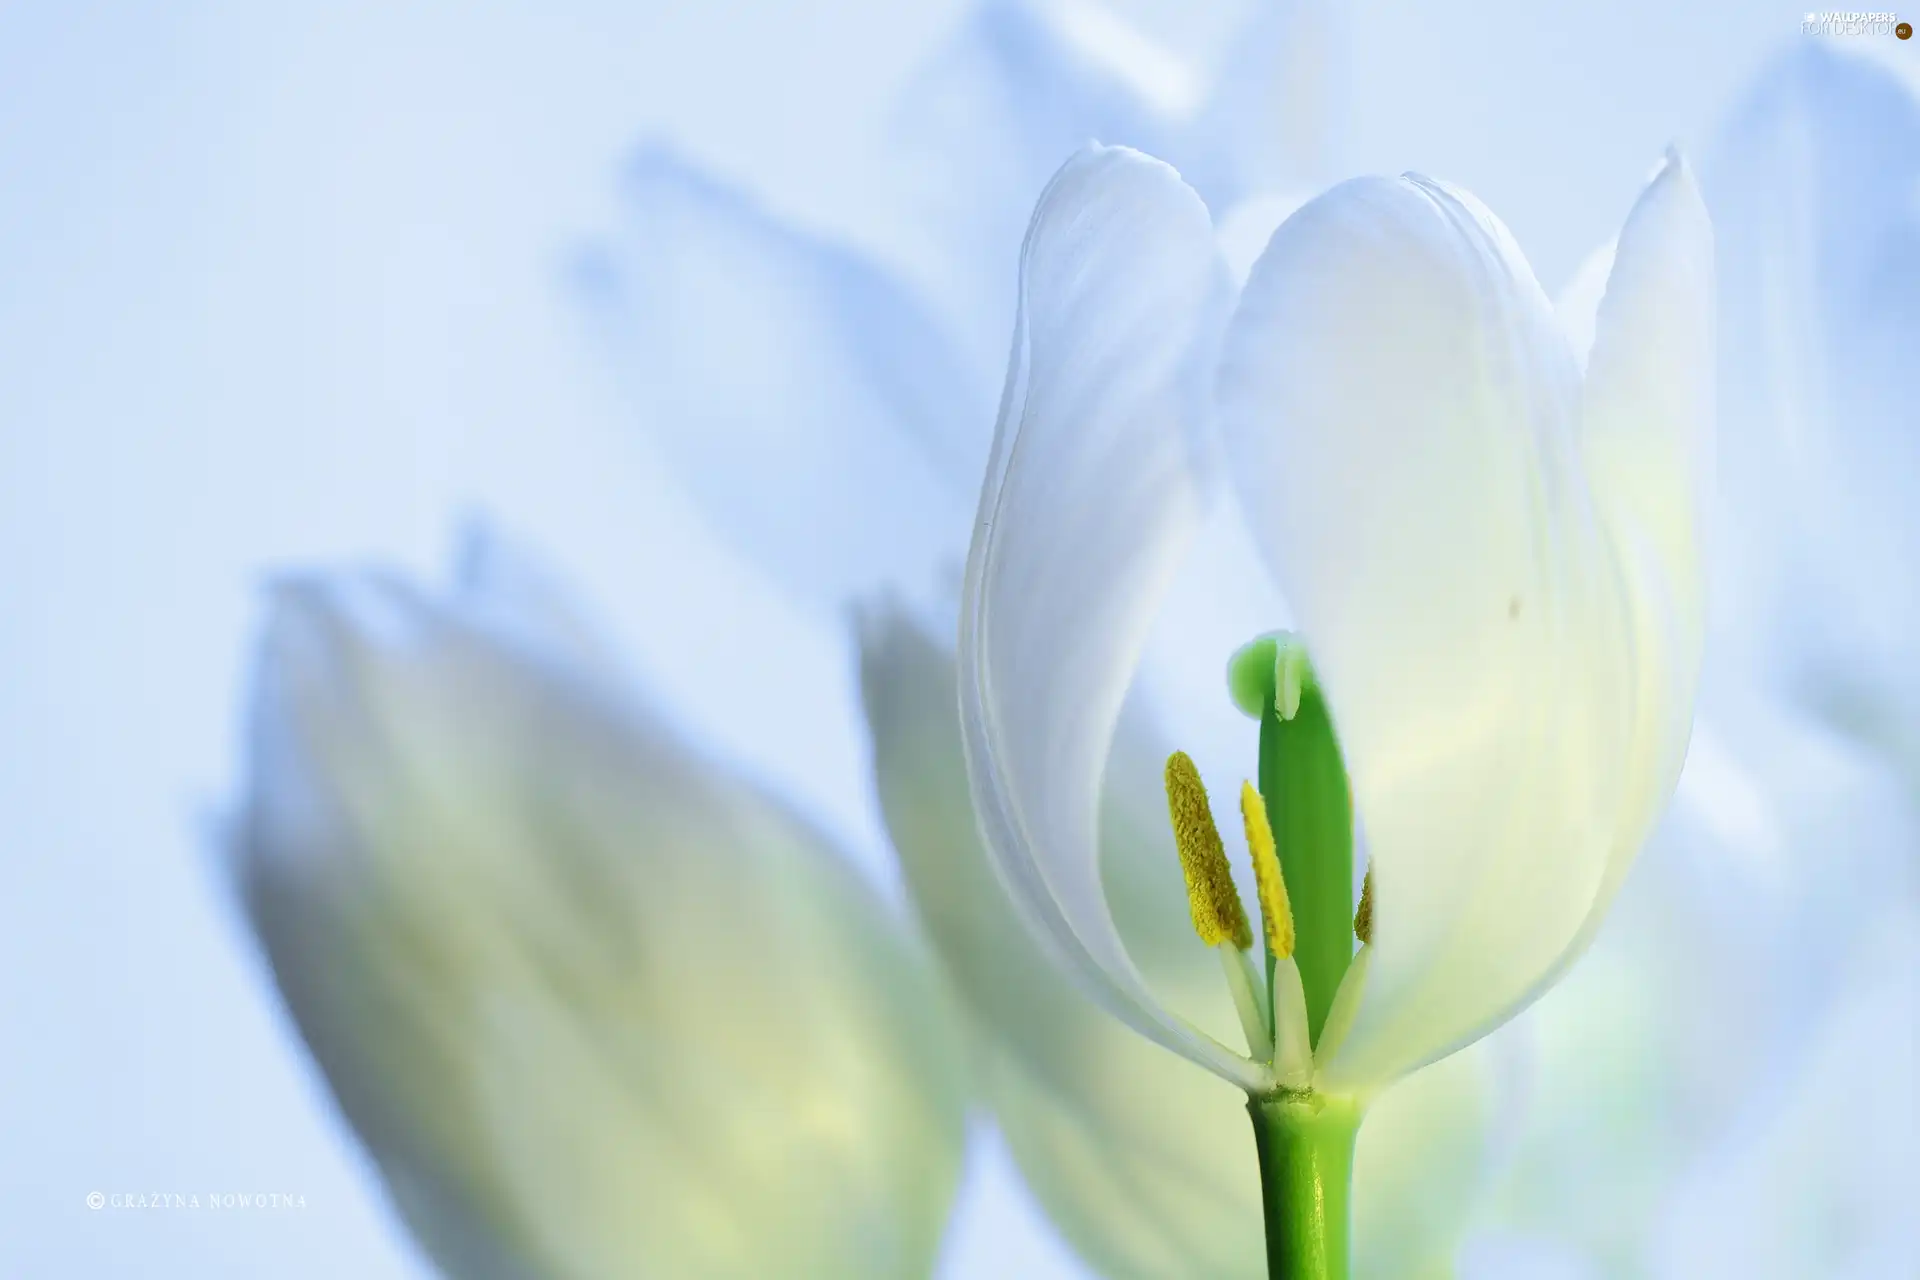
[575,150,983,605]
[234,541,965,1278]
[1699,45,1920,776]
[1650,904,1918,1279]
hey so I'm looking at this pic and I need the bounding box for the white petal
[959,144,1263,1088]
[452,520,627,679]
[576,148,984,605]
[1553,239,1615,374]
[1184,0,1336,202]
[859,598,1247,1073]
[235,569,966,1277]
[1218,174,1649,1090]
[1551,150,1714,958]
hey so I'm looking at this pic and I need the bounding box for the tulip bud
[231,549,964,1279]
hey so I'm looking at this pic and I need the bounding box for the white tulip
[957,142,1712,1265]
[230,538,965,1279]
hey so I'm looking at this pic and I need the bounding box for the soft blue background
[0,1,1832,1274]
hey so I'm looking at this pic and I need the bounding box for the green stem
[1247,1091,1362,1280]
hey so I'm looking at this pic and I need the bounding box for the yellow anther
[1354,868,1374,945]
[1239,781,1295,959]
[1164,752,1252,950]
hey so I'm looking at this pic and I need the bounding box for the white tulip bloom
[860,601,1503,1278]
[958,142,1711,1262]
[230,539,965,1280]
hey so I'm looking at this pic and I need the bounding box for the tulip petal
[576,148,985,606]
[1553,239,1615,372]
[1549,151,1714,959]
[452,521,628,679]
[960,144,1263,1088]
[1184,0,1335,203]
[1219,174,1650,1090]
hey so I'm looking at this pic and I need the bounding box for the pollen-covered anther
[1354,868,1374,945]
[1164,752,1253,950]
[1239,781,1295,959]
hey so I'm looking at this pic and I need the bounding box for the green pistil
[1228,633,1355,1048]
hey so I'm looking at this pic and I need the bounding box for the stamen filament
[1268,956,1315,1087]
[1218,943,1274,1060]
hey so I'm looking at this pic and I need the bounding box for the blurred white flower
[230,532,965,1279]
[576,0,1323,607]
[858,601,1503,1278]
[960,142,1713,1097]
[574,148,985,603]
[1695,45,1920,774]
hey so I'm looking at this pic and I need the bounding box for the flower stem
[1246,1091,1362,1280]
